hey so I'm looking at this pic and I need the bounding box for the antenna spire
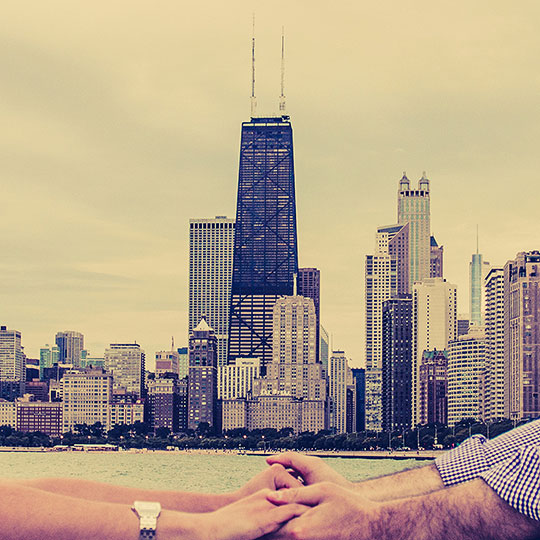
[279,26,286,113]
[476,224,479,254]
[250,14,257,117]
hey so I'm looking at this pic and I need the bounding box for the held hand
[234,463,303,501]
[201,489,308,540]
[266,452,352,488]
[264,483,375,540]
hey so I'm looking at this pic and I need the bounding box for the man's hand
[233,463,303,502]
[264,483,375,540]
[266,452,352,488]
[197,489,308,540]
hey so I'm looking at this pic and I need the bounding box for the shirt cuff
[481,445,540,522]
[436,434,489,486]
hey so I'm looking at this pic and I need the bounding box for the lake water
[0,451,425,492]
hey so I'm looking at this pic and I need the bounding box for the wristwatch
[132,501,162,539]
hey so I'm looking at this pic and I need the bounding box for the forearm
[353,463,444,501]
[20,477,236,512]
[371,478,540,540]
[0,481,200,540]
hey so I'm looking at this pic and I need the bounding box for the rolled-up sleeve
[436,420,540,487]
[481,445,540,521]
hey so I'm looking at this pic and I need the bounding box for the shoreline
[0,446,443,460]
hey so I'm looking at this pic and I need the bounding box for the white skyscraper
[218,358,260,400]
[104,343,145,397]
[0,326,25,382]
[189,217,234,366]
[365,233,397,431]
[483,268,505,421]
[412,278,457,425]
[448,327,486,426]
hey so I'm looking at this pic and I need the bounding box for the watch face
[134,501,162,517]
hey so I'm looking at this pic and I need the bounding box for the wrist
[157,510,204,540]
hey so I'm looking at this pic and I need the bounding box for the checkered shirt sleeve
[435,420,540,521]
[436,420,540,486]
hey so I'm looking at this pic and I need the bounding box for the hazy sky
[2,1,540,368]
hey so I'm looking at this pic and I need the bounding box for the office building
[155,347,179,377]
[351,368,366,432]
[412,278,457,426]
[377,223,410,296]
[177,347,188,379]
[504,251,540,420]
[104,343,145,397]
[189,217,234,366]
[320,325,330,379]
[0,326,25,385]
[483,268,505,421]
[147,374,184,432]
[109,394,145,428]
[297,268,321,362]
[381,296,412,431]
[448,328,486,426]
[39,345,60,380]
[365,235,397,431]
[61,368,112,433]
[16,395,62,437]
[418,350,448,425]
[397,172,431,289]
[457,318,471,337]
[228,116,298,369]
[329,351,349,434]
[0,399,16,428]
[430,236,444,278]
[55,331,84,367]
[218,358,260,400]
[188,318,218,430]
[470,250,491,327]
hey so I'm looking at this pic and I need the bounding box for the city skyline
[2,1,540,366]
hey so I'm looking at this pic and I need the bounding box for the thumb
[267,452,314,478]
[273,466,303,490]
[266,484,327,507]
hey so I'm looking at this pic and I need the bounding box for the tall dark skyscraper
[381,296,412,431]
[297,268,320,362]
[228,115,299,370]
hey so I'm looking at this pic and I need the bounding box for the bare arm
[267,479,540,540]
[0,481,307,540]
[20,463,300,512]
[267,452,443,501]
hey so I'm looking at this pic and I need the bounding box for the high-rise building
[430,236,444,278]
[483,268,505,421]
[470,251,491,327]
[228,116,298,370]
[397,173,431,289]
[377,223,410,296]
[0,326,25,384]
[55,331,84,367]
[104,343,145,397]
[320,325,330,379]
[39,344,60,379]
[381,296,412,431]
[109,394,145,428]
[365,235,397,431]
[418,349,448,425]
[177,347,188,379]
[448,328,486,426]
[329,351,349,434]
[189,217,234,366]
[61,368,112,433]
[351,368,366,432]
[188,318,218,431]
[457,318,471,337]
[0,399,16,428]
[504,251,540,421]
[297,268,321,362]
[155,348,179,377]
[218,358,260,400]
[412,278,457,426]
[147,374,184,432]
